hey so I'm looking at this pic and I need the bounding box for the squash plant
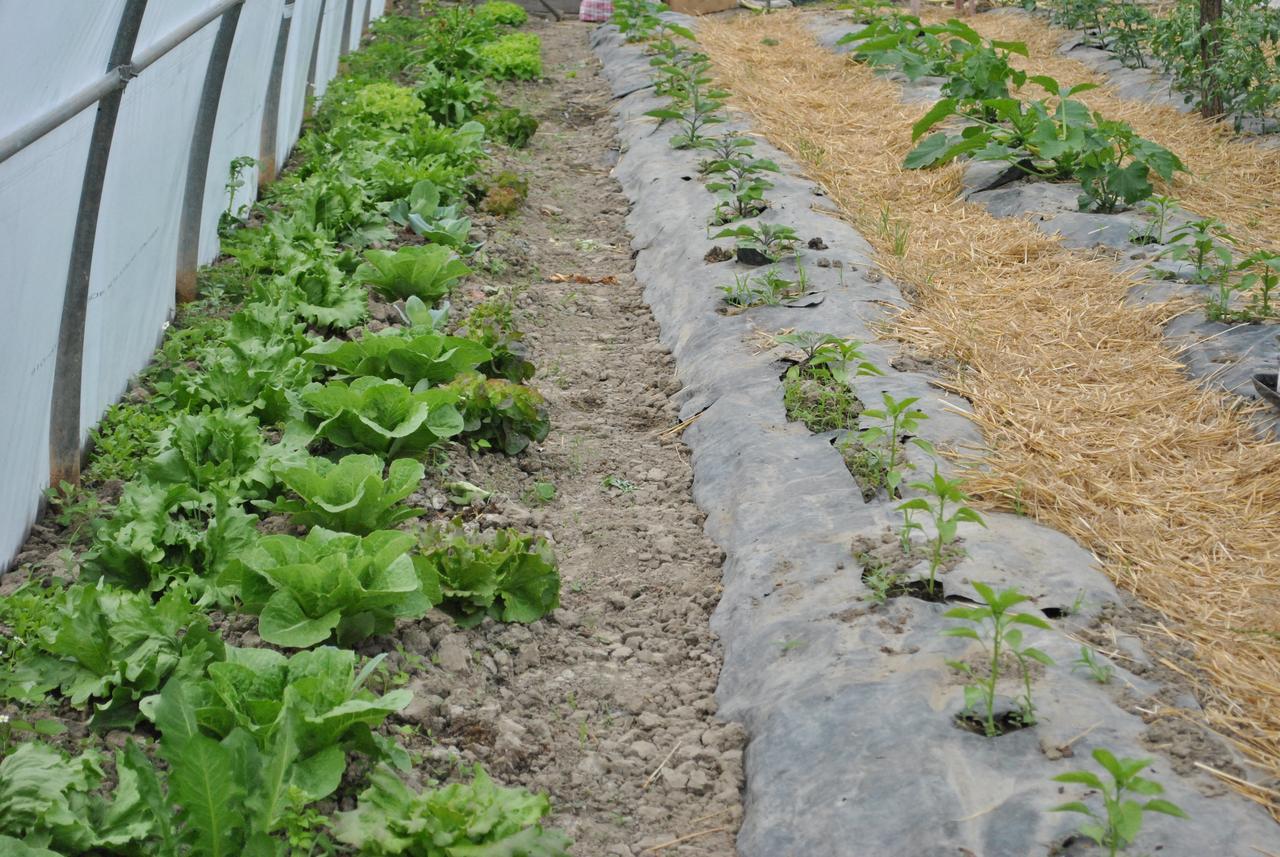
[906,76,1185,212]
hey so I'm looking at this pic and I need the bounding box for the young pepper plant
[1053,749,1189,856]
[944,582,1053,736]
[897,466,983,595]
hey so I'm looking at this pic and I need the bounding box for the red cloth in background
[579,0,614,22]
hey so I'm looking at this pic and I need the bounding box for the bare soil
[367,21,746,854]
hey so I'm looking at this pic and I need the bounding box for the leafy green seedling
[1237,249,1280,320]
[858,392,934,496]
[602,475,636,493]
[944,582,1053,736]
[1053,748,1188,856]
[1161,216,1235,283]
[1073,645,1114,684]
[714,222,800,264]
[898,466,984,596]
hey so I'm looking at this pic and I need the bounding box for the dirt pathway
[385,21,744,855]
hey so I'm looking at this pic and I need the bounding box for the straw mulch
[924,9,1280,253]
[697,12,1280,813]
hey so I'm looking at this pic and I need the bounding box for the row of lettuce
[0,5,574,856]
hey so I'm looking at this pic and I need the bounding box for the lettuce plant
[234,527,432,648]
[164,646,411,800]
[446,372,550,455]
[304,328,491,389]
[414,523,560,627]
[479,33,542,80]
[356,244,472,304]
[334,764,571,856]
[84,486,260,602]
[0,742,151,852]
[8,584,224,729]
[476,0,528,26]
[144,410,291,502]
[386,180,473,250]
[300,376,465,457]
[264,454,426,535]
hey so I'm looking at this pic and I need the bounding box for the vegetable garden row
[0,5,578,855]
[596,0,1280,853]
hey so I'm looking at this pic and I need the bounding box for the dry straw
[698,11,1280,814]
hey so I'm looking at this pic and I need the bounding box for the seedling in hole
[720,268,796,307]
[944,582,1053,736]
[1129,194,1176,245]
[1237,249,1280,320]
[1160,216,1234,284]
[861,562,901,605]
[714,222,800,263]
[858,392,934,496]
[1073,645,1114,684]
[898,466,983,595]
[1052,748,1188,856]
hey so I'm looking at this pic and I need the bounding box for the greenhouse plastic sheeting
[0,0,384,569]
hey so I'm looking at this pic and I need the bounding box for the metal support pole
[360,0,371,37]
[48,0,149,488]
[258,0,296,185]
[303,0,330,120]
[176,4,244,303]
[339,0,356,57]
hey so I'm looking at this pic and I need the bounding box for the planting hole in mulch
[953,706,1037,738]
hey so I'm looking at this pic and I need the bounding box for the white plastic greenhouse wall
[0,0,388,569]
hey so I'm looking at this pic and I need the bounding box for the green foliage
[897,466,983,595]
[645,52,726,149]
[704,139,779,223]
[944,583,1053,736]
[414,523,561,628]
[858,392,934,497]
[263,454,426,535]
[841,16,1029,107]
[5,583,223,728]
[303,327,490,389]
[1073,645,1115,684]
[907,75,1185,212]
[83,484,260,601]
[85,402,170,484]
[720,267,798,308]
[333,764,571,856]
[1053,749,1188,856]
[356,244,472,303]
[233,527,432,648]
[480,33,543,80]
[777,333,881,433]
[415,64,493,126]
[445,372,551,455]
[169,646,410,790]
[484,106,540,148]
[713,222,799,262]
[386,180,474,250]
[1150,0,1280,127]
[300,376,465,457]
[0,742,151,852]
[477,1,529,27]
